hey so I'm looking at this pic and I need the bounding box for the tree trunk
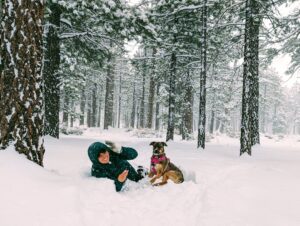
[197,0,207,149]
[104,52,114,130]
[0,0,45,166]
[249,3,260,145]
[209,110,215,134]
[139,51,146,128]
[261,84,267,133]
[146,48,157,129]
[63,92,69,127]
[118,74,122,128]
[87,107,91,128]
[91,83,97,127]
[131,74,137,128]
[44,2,61,138]
[240,0,251,155]
[97,85,102,128]
[70,101,74,128]
[240,0,261,155]
[155,84,161,131]
[182,70,194,140]
[166,52,177,141]
[80,87,86,126]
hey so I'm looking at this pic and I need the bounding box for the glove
[105,140,122,154]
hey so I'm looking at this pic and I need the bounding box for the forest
[0,0,299,165]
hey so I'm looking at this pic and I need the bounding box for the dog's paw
[148,172,154,178]
[150,178,156,184]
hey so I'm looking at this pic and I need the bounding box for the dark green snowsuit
[87,142,142,192]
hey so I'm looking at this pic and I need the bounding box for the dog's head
[150,141,167,155]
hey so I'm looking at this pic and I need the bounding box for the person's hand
[118,170,129,183]
[105,140,122,154]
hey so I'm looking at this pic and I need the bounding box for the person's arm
[105,141,138,160]
[114,169,129,192]
[114,180,125,192]
[118,147,138,160]
[92,165,128,192]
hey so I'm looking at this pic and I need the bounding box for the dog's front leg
[150,174,161,184]
[148,171,154,178]
[153,173,168,186]
[150,165,163,184]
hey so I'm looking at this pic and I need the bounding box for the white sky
[127,0,141,6]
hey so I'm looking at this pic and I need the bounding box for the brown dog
[148,141,184,186]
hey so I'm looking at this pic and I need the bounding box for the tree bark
[240,0,261,155]
[0,0,45,166]
[197,0,207,149]
[131,74,137,128]
[63,92,69,127]
[97,84,102,128]
[44,1,61,138]
[104,52,114,130]
[166,52,177,141]
[146,48,157,129]
[80,87,86,126]
[118,74,122,128]
[155,84,160,131]
[182,70,194,140]
[209,110,215,134]
[91,83,97,127]
[139,50,146,128]
[249,3,260,146]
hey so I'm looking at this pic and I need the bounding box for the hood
[87,142,112,164]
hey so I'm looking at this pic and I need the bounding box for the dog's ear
[162,142,168,146]
[150,141,156,146]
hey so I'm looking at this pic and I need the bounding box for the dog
[148,141,184,186]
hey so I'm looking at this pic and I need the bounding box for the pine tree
[0,0,45,165]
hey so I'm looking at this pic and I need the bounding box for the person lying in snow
[88,141,146,192]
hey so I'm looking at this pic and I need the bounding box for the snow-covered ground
[1,129,300,226]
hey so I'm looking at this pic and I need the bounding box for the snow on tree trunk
[166,52,177,141]
[44,2,61,138]
[0,0,45,166]
[197,0,207,149]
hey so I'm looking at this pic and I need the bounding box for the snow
[1,129,300,226]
